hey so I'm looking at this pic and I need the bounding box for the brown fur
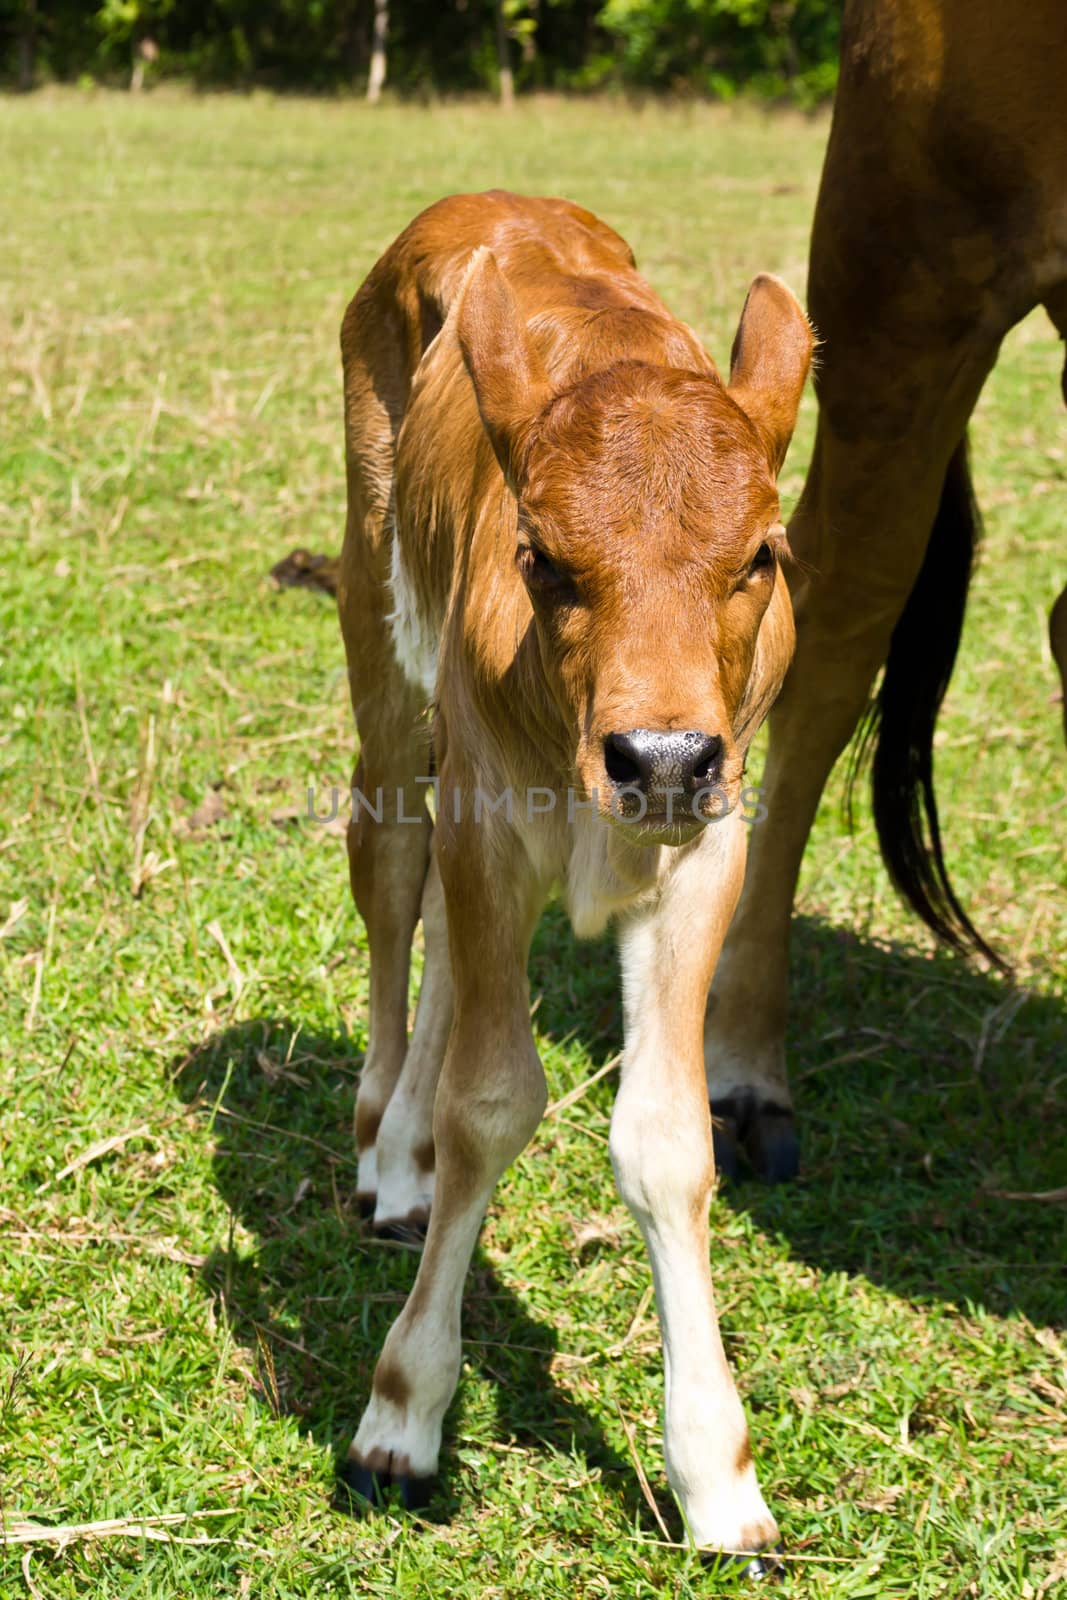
[412,1139,436,1175]
[353,1102,381,1155]
[372,1357,411,1411]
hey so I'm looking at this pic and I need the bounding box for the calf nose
[604,729,723,797]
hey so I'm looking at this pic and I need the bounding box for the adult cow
[704,0,1067,1182]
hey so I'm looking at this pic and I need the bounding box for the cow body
[335,190,811,1566]
[704,0,1067,1180]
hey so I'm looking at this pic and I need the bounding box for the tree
[366,0,387,101]
[15,0,35,88]
[95,0,172,90]
[494,0,514,105]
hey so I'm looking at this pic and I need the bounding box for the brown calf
[703,0,1067,1183]
[334,190,811,1568]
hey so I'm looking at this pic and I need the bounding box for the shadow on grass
[745,915,1066,1331]
[531,907,1065,1330]
[170,906,1065,1526]
[170,1003,663,1535]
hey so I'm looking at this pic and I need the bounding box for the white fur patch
[352,1389,444,1480]
[387,531,438,699]
[356,1145,378,1201]
[374,1160,435,1229]
[564,808,663,938]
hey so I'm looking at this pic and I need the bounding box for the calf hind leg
[371,852,453,1237]
[347,706,432,1214]
[340,481,434,1214]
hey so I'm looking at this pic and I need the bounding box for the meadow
[1,91,1064,1598]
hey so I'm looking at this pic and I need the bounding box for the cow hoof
[700,1544,785,1582]
[335,1457,435,1514]
[356,1193,376,1220]
[746,1107,799,1185]
[711,1109,744,1183]
[709,1093,799,1186]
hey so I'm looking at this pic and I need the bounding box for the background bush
[0,0,840,102]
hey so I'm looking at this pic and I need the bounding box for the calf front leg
[613,816,779,1567]
[341,817,546,1506]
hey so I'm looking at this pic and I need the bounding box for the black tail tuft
[847,439,1008,972]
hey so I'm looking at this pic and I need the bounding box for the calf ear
[455,248,554,495]
[726,274,813,476]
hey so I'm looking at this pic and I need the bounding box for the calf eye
[748,541,775,578]
[518,542,571,595]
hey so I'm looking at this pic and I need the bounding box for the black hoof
[711,1110,744,1183]
[746,1108,799,1185]
[709,1092,799,1186]
[335,1457,435,1514]
[700,1544,785,1582]
[356,1194,376,1220]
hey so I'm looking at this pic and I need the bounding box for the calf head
[457,248,812,841]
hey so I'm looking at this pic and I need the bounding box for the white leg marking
[356,1144,378,1203]
[351,1205,480,1477]
[373,1101,436,1224]
[612,818,779,1554]
[373,857,452,1227]
[355,1035,403,1204]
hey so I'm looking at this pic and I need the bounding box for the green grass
[1,90,1065,1598]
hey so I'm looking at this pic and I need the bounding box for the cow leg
[612,816,779,1566]
[338,454,434,1215]
[372,851,452,1237]
[1051,585,1067,741]
[346,710,432,1214]
[341,816,546,1506]
[705,335,1001,1182]
[1045,285,1067,741]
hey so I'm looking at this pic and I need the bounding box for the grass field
[1,91,1065,1598]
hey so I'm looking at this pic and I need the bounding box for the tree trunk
[495,0,515,107]
[17,0,36,92]
[130,37,158,92]
[340,0,366,85]
[770,0,800,83]
[367,0,388,104]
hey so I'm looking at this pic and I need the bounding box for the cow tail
[847,438,1008,972]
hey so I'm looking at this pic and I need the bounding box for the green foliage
[0,0,841,99]
[95,0,170,43]
[597,0,840,101]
